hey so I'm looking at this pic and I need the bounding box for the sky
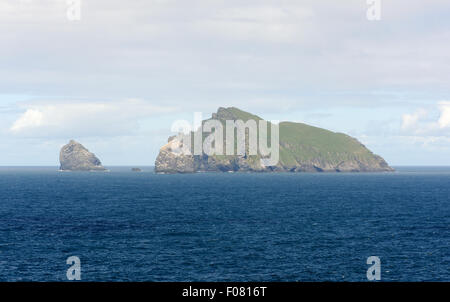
[1,0,450,166]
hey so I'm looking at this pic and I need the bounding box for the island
[59,140,107,171]
[155,107,394,173]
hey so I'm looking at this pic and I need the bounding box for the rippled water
[0,166,448,281]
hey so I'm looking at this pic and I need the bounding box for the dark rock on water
[59,140,107,171]
[131,168,142,172]
[155,107,394,174]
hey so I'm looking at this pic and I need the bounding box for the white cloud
[2,0,450,165]
[400,102,450,136]
[438,101,450,128]
[0,0,449,106]
[401,108,428,131]
[10,99,177,137]
[10,108,44,132]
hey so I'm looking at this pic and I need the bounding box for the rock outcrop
[59,140,107,171]
[155,136,196,173]
[155,107,394,174]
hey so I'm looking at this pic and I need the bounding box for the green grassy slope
[278,121,378,166]
[211,107,390,170]
[167,107,392,172]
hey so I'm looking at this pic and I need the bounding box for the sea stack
[59,140,107,171]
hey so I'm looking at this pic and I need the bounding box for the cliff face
[155,107,394,173]
[59,140,107,171]
[155,136,196,173]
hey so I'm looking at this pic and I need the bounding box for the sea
[0,166,448,281]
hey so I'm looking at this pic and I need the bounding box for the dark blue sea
[0,166,448,281]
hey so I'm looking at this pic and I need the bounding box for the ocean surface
[0,166,448,281]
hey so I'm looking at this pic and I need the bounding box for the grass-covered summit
[155,107,394,173]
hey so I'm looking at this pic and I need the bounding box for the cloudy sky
[1,0,450,166]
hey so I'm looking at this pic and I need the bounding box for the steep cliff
[155,107,394,173]
[60,140,107,171]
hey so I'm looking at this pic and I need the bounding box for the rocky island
[59,140,107,171]
[155,107,394,173]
